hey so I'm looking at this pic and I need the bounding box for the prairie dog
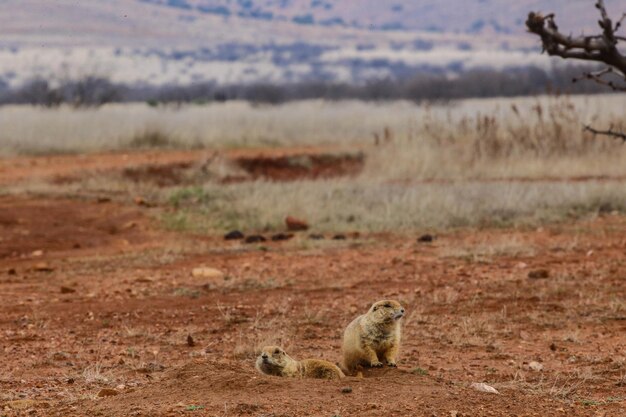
[255,345,345,379]
[342,300,405,374]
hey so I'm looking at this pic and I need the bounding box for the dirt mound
[0,147,364,187]
[122,161,196,187]
[233,151,364,182]
[82,360,588,417]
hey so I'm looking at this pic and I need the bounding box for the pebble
[244,235,267,244]
[224,230,244,240]
[271,233,293,241]
[470,382,499,394]
[97,388,119,397]
[60,286,76,294]
[528,269,550,279]
[417,234,434,243]
[285,216,309,231]
[191,267,224,279]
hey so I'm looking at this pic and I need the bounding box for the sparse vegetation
[411,367,429,376]
[1,95,625,233]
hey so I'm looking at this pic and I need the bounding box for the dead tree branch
[526,0,626,141]
[573,67,626,91]
[584,125,626,142]
[526,1,626,75]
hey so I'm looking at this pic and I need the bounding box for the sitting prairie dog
[255,345,345,380]
[342,299,405,374]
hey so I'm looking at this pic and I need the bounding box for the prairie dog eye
[274,349,280,355]
[384,303,391,308]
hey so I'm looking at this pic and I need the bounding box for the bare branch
[572,67,626,91]
[614,12,626,33]
[527,1,626,142]
[584,125,626,142]
[526,1,626,75]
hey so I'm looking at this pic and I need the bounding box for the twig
[572,67,626,91]
[614,12,626,32]
[584,125,626,141]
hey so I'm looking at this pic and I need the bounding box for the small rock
[244,235,267,244]
[31,250,44,257]
[470,382,499,394]
[60,286,76,294]
[224,230,245,240]
[285,216,309,231]
[528,361,544,371]
[97,388,119,397]
[516,262,528,269]
[332,234,346,240]
[341,386,352,394]
[271,233,293,242]
[121,221,137,230]
[417,234,434,243]
[116,384,126,391]
[191,267,224,279]
[308,233,324,240]
[528,269,550,279]
[33,262,54,272]
[187,334,195,347]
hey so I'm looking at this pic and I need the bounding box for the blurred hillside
[0,0,623,87]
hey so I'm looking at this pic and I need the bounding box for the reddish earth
[0,150,625,417]
[0,147,364,186]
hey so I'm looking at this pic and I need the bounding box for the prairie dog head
[367,300,405,324]
[256,345,294,375]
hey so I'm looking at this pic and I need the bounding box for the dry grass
[441,236,537,261]
[1,95,626,166]
[2,95,626,233]
[162,179,626,232]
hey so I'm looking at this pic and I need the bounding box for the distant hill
[0,0,623,87]
[138,0,608,33]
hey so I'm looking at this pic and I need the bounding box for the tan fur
[255,345,345,380]
[341,300,405,375]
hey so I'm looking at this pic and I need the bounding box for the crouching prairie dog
[256,345,345,380]
[342,299,405,374]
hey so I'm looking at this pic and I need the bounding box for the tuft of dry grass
[441,236,537,262]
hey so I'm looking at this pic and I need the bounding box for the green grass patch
[411,367,429,376]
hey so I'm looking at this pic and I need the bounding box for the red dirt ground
[0,151,625,417]
[0,147,364,186]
